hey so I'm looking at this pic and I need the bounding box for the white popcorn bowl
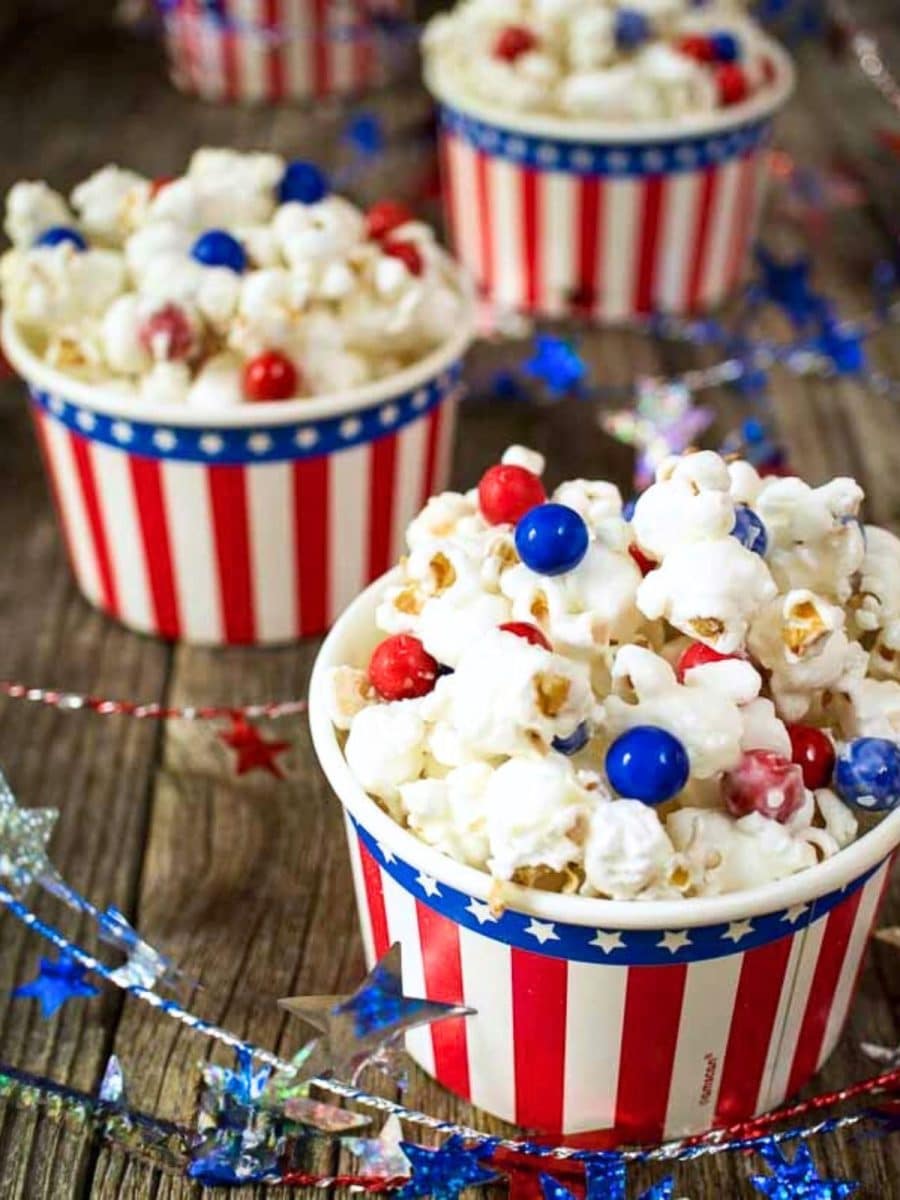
[426,41,794,321]
[2,300,474,646]
[159,0,415,105]
[310,569,900,1141]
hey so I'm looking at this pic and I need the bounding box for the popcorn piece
[345,701,426,813]
[102,294,152,375]
[852,525,900,635]
[326,665,374,731]
[71,166,149,244]
[844,677,900,740]
[139,360,191,406]
[486,756,592,880]
[4,181,73,247]
[581,798,684,899]
[502,444,546,477]
[667,807,818,894]
[187,352,245,409]
[400,762,492,868]
[739,697,792,757]
[1,244,126,328]
[631,451,736,560]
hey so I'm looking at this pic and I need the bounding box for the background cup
[310,571,900,1141]
[426,43,794,322]
[2,308,473,646]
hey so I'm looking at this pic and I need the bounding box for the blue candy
[34,226,87,251]
[834,737,900,812]
[278,160,330,205]
[515,504,589,576]
[552,722,590,757]
[710,31,740,61]
[190,229,247,273]
[606,725,690,805]
[622,497,637,522]
[614,8,651,50]
[731,505,768,556]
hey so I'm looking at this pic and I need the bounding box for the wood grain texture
[0,5,897,1198]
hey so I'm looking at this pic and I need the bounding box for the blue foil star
[344,111,386,159]
[187,1131,279,1186]
[640,1180,676,1200]
[398,1135,497,1200]
[584,1153,627,1200]
[13,952,98,1018]
[750,1139,858,1199]
[815,317,866,375]
[524,335,588,397]
[540,1174,576,1200]
[754,247,823,326]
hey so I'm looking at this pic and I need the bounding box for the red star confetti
[219,716,291,779]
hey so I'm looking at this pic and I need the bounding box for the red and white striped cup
[427,45,794,322]
[2,310,473,646]
[158,0,414,104]
[311,575,900,1141]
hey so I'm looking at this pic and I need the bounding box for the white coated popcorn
[71,166,148,243]
[853,525,900,636]
[1,243,126,329]
[667,808,818,895]
[582,799,683,899]
[187,353,245,410]
[101,294,151,375]
[631,452,736,560]
[845,678,900,740]
[502,444,546,476]
[4,181,72,247]
[400,762,492,868]
[345,701,426,813]
[486,756,592,881]
[739,697,792,757]
[139,360,191,406]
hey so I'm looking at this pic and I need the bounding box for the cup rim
[424,37,795,146]
[310,566,900,932]
[0,267,477,430]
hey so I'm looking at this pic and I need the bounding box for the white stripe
[281,0,312,99]
[247,461,297,642]
[458,926,516,1123]
[701,159,742,306]
[600,178,640,321]
[562,960,627,1133]
[446,137,482,290]
[818,863,891,1069]
[381,871,435,1075]
[328,441,371,622]
[233,0,267,101]
[159,461,223,643]
[88,442,154,634]
[434,393,458,493]
[539,172,576,317]
[758,917,827,1112]
[655,172,700,313]
[390,418,428,560]
[490,157,525,311]
[40,416,103,607]
[343,814,376,969]
[195,2,227,100]
[663,954,744,1138]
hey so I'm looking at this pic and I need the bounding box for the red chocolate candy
[478,463,546,526]
[499,621,552,651]
[676,642,741,683]
[383,239,424,277]
[242,350,300,402]
[369,634,439,701]
[723,749,807,823]
[365,200,415,242]
[138,303,196,362]
[788,723,836,791]
[676,34,715,62]
[493,24,539,62]
[628,543,656,577]
[716,63,749,106]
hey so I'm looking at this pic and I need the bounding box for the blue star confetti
[398,1135,498,1200]
[13,952,98,1018]
[344,111,386,159]
[750,1139,858,1199]
[539,1173,576,1200]
[524,335,588,397]
[584,1153,628,1200]
[639,1180,677,1200]
[815,316,866,375]
[754,247,823,326]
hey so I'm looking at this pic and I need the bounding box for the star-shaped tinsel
[397,1135,498,1200]
[187,1130,279,1187]
[814,316,866,375]
[343,111,386,159]
[13,952,99,1018]
[98,1054,126,1106]
[523,334,588,397]
[537,1155,638,1200]
[0,770,57,893]
[753,247,824,326]
[219,716,291,779]
[602,378,713,490]
[750,1139,858,1199]
[278,943,473,1083]
[346,1114,412,1177]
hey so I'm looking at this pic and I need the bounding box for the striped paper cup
[310,574,900,1141]
[2,310,473,646]
[427,44,794,321]
[159,0,413,104]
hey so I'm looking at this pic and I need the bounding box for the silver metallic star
[0,771,57,893]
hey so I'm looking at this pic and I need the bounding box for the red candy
[628,543,656,577]
[149,175,176,200]
[369,634,439,701]
[716,63,749,106]
[788,723,836,790]
[493,24,539,62]
[383,239,424,277]
[478,463,546,526]
[365,200,415,242]
[242,350,299,402]
[723,750,807,823]
[138,303,196,361]
[676,642,740,683]
[676,34,715,62]
[499,621,552,651]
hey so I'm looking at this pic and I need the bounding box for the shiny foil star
[346,1114,411,1177]
[523,334,588,397]
[0,771,57,893]
[98,1054,126,1106]
[13,952,99,1018]
[397,1135,498,1200]
[584,1154,628,1200]
[278,943,473,1083]
[750,1140,858,1199]
[754,247,823,326]
[602,380,713,491]
[219,716,290,779]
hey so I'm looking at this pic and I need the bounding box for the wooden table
[0,7,899,1198]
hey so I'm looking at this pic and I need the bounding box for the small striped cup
[158,0,414,105]
[310,574,900,1141]
[2,309,473,646]
[426,44,794,322]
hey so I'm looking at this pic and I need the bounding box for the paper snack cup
[159,0,414,105]
[426,44,794,322]
[310,571,900,1140]
[2,307,473,646]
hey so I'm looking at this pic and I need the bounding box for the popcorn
[401,762,493,868]
[4,181,72,247]
[344,701,426,814]
[852,525,900,640]
[71,166,149,244]
[581,798,684,899]
[631,451,736,560]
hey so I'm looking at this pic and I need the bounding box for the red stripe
[367,435,397,581]
[521,168,541,311]
[263,0,285,101]
[207,465,256,644]
[633,176,665,314]
[438,134,458,251]
[69,434,120,617]
[29,409,77,574]
[312,0,330,97]
[358,841,390,959]
[222,27,239,101]
[511,948,567,1130]
[420,405,442,507]
[714,934,795,1124]
[474,151,494,296]
[725,154,760,291]
[615,964,687,1142]
[292,455,330,636]
[839,862,894,1024]
[353,0,373,88]
[128,457,181,640]
[786,890,864,1098]
[685,168,719,311]
[574,176,602,316]
[415,901,471,1101]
